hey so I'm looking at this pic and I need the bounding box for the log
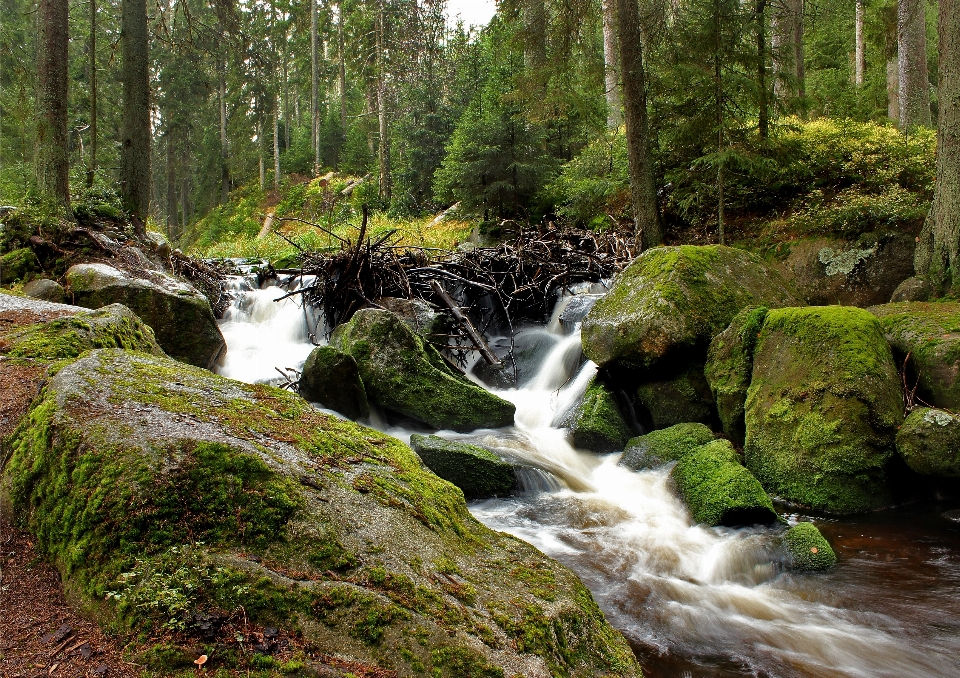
[425,202,461,230]
[341,173,372,197]
[429,279,502,368]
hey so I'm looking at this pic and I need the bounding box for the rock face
[620,423,715,471]
[410,434,515,498]
[744,306,904,514]
[783,522,837,571]
[868,302,960,411]
[635,364,716,430]
[670,439,780,527]
[332,309,515,432]
[568,378,633,453]
[299,346,370,420]
[896,408,960,477]
[581,245,796,370]
[3,348,640,677]
[65,263,226,370]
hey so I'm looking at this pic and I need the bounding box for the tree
[855,0,865,87]
[36,0,70,209]
[897,0,930,128]
[121,0,151,221]
[771,0,804,111]
[914,0,959,287]
[602,0,623,129]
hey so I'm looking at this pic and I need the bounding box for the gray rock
[621,423,715,471]
[635,363,716,430]
[410,434,515,499]
[896,408,960,477]
[299,345,370,420]
[375,297,443,337]
[559,294,604,330]
[890,276,933,302]
[23,278,65,303]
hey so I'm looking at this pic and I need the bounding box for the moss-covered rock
[0,247,41,283]
[620,423,715,471]
[568,378,633,453]
[635,363,716,430]
[783,522,837,571]
[2,349,640,677]
[410,434,515,499]
[299,345,370,420]
[670,439,780,527]
[581,245,796,370]
[895,408,960,477]
[332,309,515,432]
[868,302,960,411]
[704,306,769,445]
[744,306,904,514]
[65,263,226,370]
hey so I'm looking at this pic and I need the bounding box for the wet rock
[745,306,904,514]
[942,509,960,523]
[581,245,796,371]
[332,309,515,432]
[783,522,837,571]
[671,439,780,527]
[868,302,960,411]
[890,276,933,302]
[0,247,41,284]
[567,377,633,453]
[410,434,515,498]
[635,363,716,430]
[22,278,65,303]
[374,297,444,338]
[66,263,226,370]
[704,306,769,446]
[559,294,604,330]
[299,345,370,420]
[896,408,960,477]
[621,422,715,471]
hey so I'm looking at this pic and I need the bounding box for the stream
[217,275,960,678]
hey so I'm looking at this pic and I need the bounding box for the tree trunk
[88,0,97,187]
[166,135,178,237]
[376,3,391,203]
[121,0,151,221]
[273,98,281,189]
[771,0,804,110]
[855,0,866,87]
[523,0,547,72]
[617,0,661,249]
[898,0,931,128]
[756,0,768,139]
[219,68,230,204]
[602,0,622,129]
[259,121,265,191]
[37,0,70,209]
[337,0,347,168]
[887,57,900,120]
[914,0,960,286]
[311,0,320,173]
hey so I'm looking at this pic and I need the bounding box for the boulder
[890,276,933,302]
[22,278,65,303]
[868,302,960,411]
[375,297,444,338]
[783,522,837,571]
[744,306,904,513]
[896,408,960,477]
[704,306,769,445]
[581,245,796,370]
[568,378,633,453]
[670,439,780,527]
[331,309,515,432]
[3,349,639,677]
[620,422,715,471]
[635,363,716,430]
[559,294,604,331]
[410,434,515,498]
[0,247,41,283]
[299,345,370,420]
[65,263,226,370]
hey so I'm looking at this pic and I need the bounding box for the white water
[216,283,960,678]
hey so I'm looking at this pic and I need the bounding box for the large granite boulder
[332,309,515,432]
[568,377,633,453]
[635,363,716,430]
[744,306,904,514]
[22,278,65,303]
[65,263,226,370]
[581,245,796,370]
[410,434,515,498]
[3,348,639,677]
[299,345,370,420]
[896,408,960,477]
[868,302,960,411]
[620,422,715,471]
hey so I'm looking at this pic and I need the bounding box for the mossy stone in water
[705,306,769,446]
[784,522,837,571]
[635,363,716,430]
[744,306,904,514]
[299,345,370,420]
[896,408,960,477]
[581,245,796,370]
[332,309,515,432]
[621,422,715,471]
[569,377,633,453]
[410,434,515,499]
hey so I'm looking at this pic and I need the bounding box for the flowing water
[217,279,960,678]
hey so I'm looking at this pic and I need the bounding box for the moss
[410,435,514,499]
[0,247,41,283]
[783,522,837,571]
[299,345,370,420]
[635,363,716,430]
[744,306,904,514]
[569,378,633,453]
[671,440,780,527]
[430,646,505,678]
[620,422,715,471]
[895,408,960,477]
[310,584,409,645]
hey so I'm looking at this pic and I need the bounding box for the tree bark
[756,0,769,139]
[311,0,320,173]
[602,0,623,129]
[88,0,98,186]
[121,0,151,220]
[37,0,70,209]
[273,98,281,189]
[166,134,178,236]
[914,0,960,286]
[887,57,900,120]
[376,3,391,203]
[617,0,661,249]
[219,67,230,204]
[898,0,931,128]
[771,0,804,110]
[855,0,866,87]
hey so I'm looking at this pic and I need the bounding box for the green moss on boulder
[581,245,796,370]
[0,247,41,283]
[635,363,716,430]
[783,522,837,571]
[332,309,515,432]
[620,423,715,471]
[705,306,769,446]
[744,306,904,514]
[410,434,515,499]
[569,377,633,453]
[299,345,370,420]
[896,408,960,477]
